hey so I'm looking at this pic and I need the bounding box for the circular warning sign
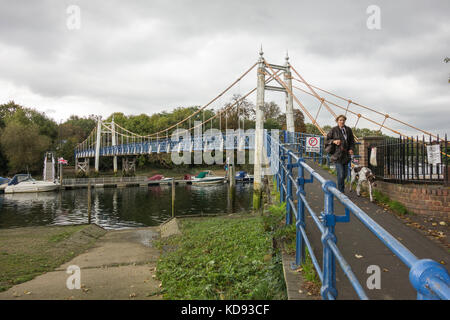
[306,137,321,153]
[308,137,318,147]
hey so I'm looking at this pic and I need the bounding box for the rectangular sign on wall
[427,144,441,165]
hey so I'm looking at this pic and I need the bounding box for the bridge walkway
[291,160,449,299]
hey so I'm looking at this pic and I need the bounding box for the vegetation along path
[156,215,287,299]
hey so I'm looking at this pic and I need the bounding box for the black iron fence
[368,134,449,185]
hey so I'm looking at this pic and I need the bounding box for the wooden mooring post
[171,178,175,217]
[87,180,92,224]
[228,160,236,212]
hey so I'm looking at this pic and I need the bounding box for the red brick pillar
[359,136,385,167]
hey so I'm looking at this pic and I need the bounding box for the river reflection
[0,183,253,229]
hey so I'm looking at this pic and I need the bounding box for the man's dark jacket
[325,125,355,164]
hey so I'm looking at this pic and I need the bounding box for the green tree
[262,101,281,121]
[218,94,255,130]
[56,115,96,164]
[0,101,58,174]
[305,123,332,135]
[279,109,306,133]
[0,121,51,174]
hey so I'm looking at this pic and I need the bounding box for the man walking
[325,115,356,193]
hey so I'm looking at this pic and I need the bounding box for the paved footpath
[0,227,162,300]
[296,161,449,299]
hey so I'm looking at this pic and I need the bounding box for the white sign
[427,144,441,165]
[306,137,320,153]
[370,147,377,167]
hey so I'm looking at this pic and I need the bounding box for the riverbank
[0,225,161,299]
[0,224,106,292]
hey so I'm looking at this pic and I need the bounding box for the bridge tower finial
[285,50,289,65]
[258,44,264,62]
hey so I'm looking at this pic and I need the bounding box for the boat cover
[196,171,208,179]
[148,174,165,181]
[236,171,247,178]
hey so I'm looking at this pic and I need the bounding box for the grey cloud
[0,0,448,135]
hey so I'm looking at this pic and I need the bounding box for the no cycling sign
[306,137,321,153]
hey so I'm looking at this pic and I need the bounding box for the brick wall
[374,181,450,221]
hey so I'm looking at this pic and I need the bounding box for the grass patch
[301,248,320,284]
[155,216,287,300]
[48,231,75,243]
[372,189,411,216]
[0,224,105,292]
[319,163,336,176]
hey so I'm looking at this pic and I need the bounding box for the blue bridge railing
[75,132,255,159]
[266,131,450,300]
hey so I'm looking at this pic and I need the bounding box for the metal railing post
[295,158,306,266]
[321,180,338,300]
[280,148,285,203]
[276,171,280,193]
[286,151,293,225]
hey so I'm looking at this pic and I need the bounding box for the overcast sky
[0,0,448,137]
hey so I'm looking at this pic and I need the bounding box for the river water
[0,183,253,229]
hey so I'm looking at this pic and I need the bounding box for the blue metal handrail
[266,131,450,300]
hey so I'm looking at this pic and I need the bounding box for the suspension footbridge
[72,49,450,300]
[75,48,443,188]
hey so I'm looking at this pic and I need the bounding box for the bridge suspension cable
[77,65,282,151]
[293,85,405,137]
[290,65,443,141]
[141,61,258,138]
[182,69,283,134]
[293,83,450,158]
[96,62,259,141]
[114,68,282,139]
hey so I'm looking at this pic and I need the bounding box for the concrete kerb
[159,217,182,238]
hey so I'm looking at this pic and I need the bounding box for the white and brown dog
[350,164,377,202]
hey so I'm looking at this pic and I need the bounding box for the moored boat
[4,174,59,194]
[235,171,254,182]
[148,174,173,182]
[190,171,226,185]
[0,177,10,193]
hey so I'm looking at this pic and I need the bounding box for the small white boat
[191,171,226,185]
[0,177,10,192]
[4,174,59,194]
